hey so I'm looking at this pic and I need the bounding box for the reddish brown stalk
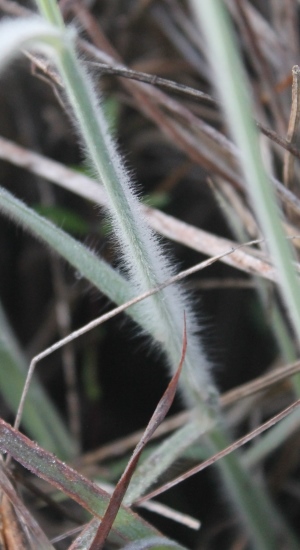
[88,318,187,549]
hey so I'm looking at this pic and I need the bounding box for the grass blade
[0,302,76,459]
[0,418,184,547]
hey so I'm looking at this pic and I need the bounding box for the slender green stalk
[190,0,300,342]
[35,0,217,413]
[208,427,299,550]
[35,0,64,27]
[186,2,300,547]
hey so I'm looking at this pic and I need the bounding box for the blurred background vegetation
[1,0,300,548]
